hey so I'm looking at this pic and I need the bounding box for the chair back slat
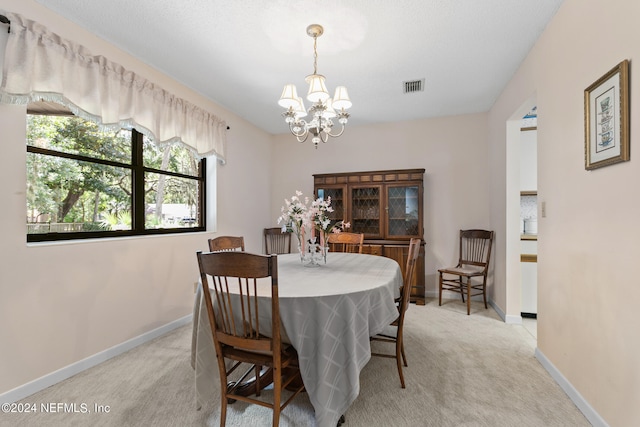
[211,275,233,334]
[236,277,259,338]
[264,227,292,254]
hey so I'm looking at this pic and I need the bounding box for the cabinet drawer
[363,244,383,256]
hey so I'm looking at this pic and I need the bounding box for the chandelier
[278,24,352,148]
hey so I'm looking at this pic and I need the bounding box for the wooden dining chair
[370,238,420,388]
[438,229,494,315]
[263,227,292,254]
[196,251,305,427]
[208,236,245,252]
[327,232,364,254]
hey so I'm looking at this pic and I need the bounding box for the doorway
[505,96,537,343]
[519,108,538,340]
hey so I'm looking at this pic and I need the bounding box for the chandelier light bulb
[322,98,337,119]
[332,86,352,110]
[294,96,307,118]
[278,84,300,109]
[306,74,330,103]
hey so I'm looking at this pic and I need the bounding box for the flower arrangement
[307,196,350,247]
[277,190,309,248]
[278,191,350,263]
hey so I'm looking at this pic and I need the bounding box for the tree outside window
[26,114,206,241]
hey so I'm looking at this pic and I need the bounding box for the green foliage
[27,114,200,232]
[101,211,131,230]
[27,115,132,224]
[82,222,111,232]
[145,214,162,229]
[143,139,198,176]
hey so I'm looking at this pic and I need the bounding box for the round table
[193,252,403,427]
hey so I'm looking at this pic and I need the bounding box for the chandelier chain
[312,35,318,75]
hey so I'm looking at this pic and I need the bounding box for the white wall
[270,113,491,298]
[0,0,272,397]
[488,0,640,424]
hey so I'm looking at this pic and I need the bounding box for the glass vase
[321,246,329,264]
[303,238,322,268]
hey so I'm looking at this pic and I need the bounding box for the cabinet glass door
[386,185,420,238]
[350,186,382,237]
[316,186,345,228]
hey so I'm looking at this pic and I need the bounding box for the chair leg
[220,384,228,427]
[255,365,261,396]
[459,277,465,303]
[466,277,471,315]
[396,335,405,388]
[272,367,281,426]
[401,342,408,367]
[438,272,443,306]
[482,277,488,309]
[217,359,229,427]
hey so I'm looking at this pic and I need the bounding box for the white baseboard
[0,314,192,404]
[535,348,609,427]
[426,291,523,324]
[488,300,522,324]
[424,290,603,424]
[503,314,522,324]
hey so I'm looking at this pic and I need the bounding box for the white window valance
[0,12,227,161]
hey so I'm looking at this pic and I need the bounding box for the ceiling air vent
[403,79,425,94]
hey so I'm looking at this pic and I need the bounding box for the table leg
[227,366,303,402]
[227,366,274,403]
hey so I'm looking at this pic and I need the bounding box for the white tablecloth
[192,252,402,427]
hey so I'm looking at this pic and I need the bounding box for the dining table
[191,251,403,427]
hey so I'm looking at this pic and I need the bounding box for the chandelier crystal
[278,24,352,148]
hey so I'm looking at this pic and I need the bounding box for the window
[26,113,206,242]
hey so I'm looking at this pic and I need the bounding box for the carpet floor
[2,299,590,426]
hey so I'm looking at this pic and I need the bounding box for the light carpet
[1,299,590,426]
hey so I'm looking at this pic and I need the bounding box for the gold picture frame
[584,59,629,170]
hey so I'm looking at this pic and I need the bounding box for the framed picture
[584,59,629,170]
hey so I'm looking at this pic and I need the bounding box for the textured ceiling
[32,0,563,134]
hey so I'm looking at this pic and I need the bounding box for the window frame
[27,125,206,242]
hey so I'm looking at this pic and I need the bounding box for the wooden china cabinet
[313,168,426,304]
